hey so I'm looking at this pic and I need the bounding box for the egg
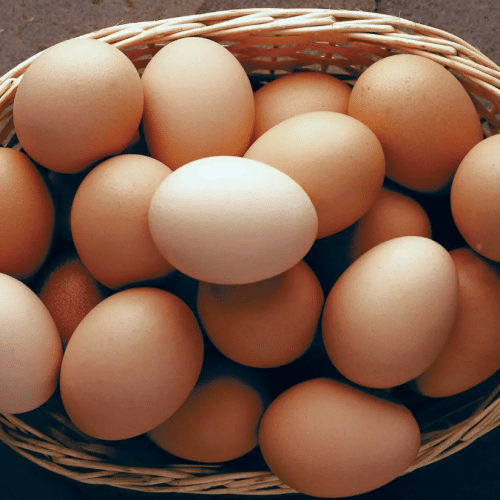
[252,72,352,142]
[0,273,62,414]
[141,37,255,170]
[349,187,432,261]
[450,134,500,262]
[59,287,204,440]
[71,154,175,289]
[197,261,324,368]
[38,252,105,346]
[415,248,500,397]
[348,54,484,192]
[147,373,265,463]
[322,236,459,388]
[259,378,421,498]
[13,38,144,173]
[148,156,318,285]
[244,111,385,239]
[0,148,55,279]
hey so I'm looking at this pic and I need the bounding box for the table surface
[1,1,500,499]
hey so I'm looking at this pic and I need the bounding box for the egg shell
[147,374,265,463]
[450,134,500,262]
[141,37,255,170]
[348,54,483,192]
[59,287,204,440]
[71,154,175,289]
[197,260,324,368]
[349,187,432,261]
[0,273,62,414]
[244,111,385,239]
[259,378,421,498]
[38,253,105,346]
[252,72,351,142]
[13,38,144,173]
[148,156,318,285]
[322,236,459,389]
[0,148,55,279]
[415,248,500,397]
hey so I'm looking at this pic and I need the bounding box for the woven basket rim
[1,7,500,495]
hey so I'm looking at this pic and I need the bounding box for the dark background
[1,1,500,499]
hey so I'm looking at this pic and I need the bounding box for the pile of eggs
[1,34,500,498]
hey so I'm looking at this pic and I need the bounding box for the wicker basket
[1,8,500,495]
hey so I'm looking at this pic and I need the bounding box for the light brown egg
[322,236,459,389]
[141,37,254,170]
[71,154,175,289]
[13,38,143,174]
[450,134,500,262]
[349,187,432,261]
[244,111,385,239]
[147,374,265,463]
[197,261,324,368]
[38,253,105,346]
[252,72,352,142]
[348,54,483,192]
[148,156,318,285]
[0,272,62,414]
[259,378,421,498]
[415,248,500,397]
[59,287,204,440]
[0,148,54,279]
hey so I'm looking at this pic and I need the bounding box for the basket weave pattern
[1,8,500,495]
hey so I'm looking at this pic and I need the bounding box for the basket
[1,7,500,495]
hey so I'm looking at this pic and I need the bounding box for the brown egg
[244,111,385,239]
[415,248,500,397]
[349,187,432,261]
[60,287,204,440]
[197,261,324,368]
[322,236,459,388]
[0,148,54,279]
[348,54,483,192]
[0,272,62,414]
[142,37,254,170]
[252,72,352,142]
[450,134,500,262]
[38,253,105,346]
[13,38,143,173]
[147,374,265,463]
[259,378,421,498]
[71,154,175,289]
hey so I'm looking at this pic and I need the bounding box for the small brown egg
[197,261,324,368]
[348,54,483,192]
[148,156,318,285]
[0,148,54,279]
[252,72,352,142]
[349,187,432,261]
[259,378,421,498]
[450,134,500,262]
[0,273,62,414]
[38,253,105,346]
[244,111,385,239]
[71,154,175,289]
[147,374,265,463]
[60,287,204,440]
[142,37,254,170]
[13,38,144,173]
[415,248,500,397]
[322,236,459,389]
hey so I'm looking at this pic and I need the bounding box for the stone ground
[1,0,499,76]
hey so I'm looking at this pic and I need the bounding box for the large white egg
[148,156,318,284]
